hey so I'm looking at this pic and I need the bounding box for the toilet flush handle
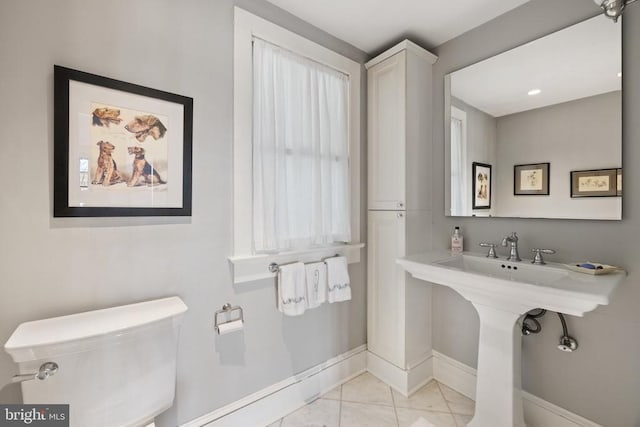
[12,362,59,383]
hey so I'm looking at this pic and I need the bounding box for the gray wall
[0,1,367,426]
[495,91,621,219]
[432,1,640,426]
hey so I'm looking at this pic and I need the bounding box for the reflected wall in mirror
[445,15,622,220]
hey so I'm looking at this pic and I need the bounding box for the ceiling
[265,0,530,54]
[450,15,621,117]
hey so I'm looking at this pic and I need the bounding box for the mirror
[445,16,621,220]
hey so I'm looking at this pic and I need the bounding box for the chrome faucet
[501,232,521,262]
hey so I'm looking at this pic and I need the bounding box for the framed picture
[472,162,492,209]
[617,168,622,197]
[54,65,193,217]
[514,163,550,196]
[570,168,618,198]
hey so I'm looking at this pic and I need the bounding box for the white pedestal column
[467,304,525,427]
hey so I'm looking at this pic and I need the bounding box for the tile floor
[266,372,475,427]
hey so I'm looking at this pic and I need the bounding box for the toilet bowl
[4,296,188,427]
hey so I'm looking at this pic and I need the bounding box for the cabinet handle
[397,212,404,218]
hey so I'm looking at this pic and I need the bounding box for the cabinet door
[368,51,406,210]
[367,210,406,368]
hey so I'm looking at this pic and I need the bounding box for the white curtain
[252,38,351,252]
[451,117,466,216]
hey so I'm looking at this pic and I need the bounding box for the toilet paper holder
[214,303,244,333]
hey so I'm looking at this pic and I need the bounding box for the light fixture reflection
[528,89,542,96]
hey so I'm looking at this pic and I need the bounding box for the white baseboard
[432,350,601,427]
[181,346,599,427]
[181,345,367,427]
[521,392,601,427]
[366,351,434,396]
[432,350,478,400]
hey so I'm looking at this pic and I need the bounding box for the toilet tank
[4,297,188,427]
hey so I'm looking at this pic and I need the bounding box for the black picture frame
[54,65,193,217]
[570,168,618,198]
[472,162,492,209]
[514,163,550,196]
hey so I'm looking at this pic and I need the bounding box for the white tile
[396,407,457,427]
[340,401,398,427]
[453,414,473,427]
[321,386,341,401]
[266,420,282,427]
[392,381,450,413]
[341,372,393,406]
[438,384,475,416]
[280,398,340,427]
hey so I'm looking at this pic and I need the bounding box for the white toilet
[4,296,188,427]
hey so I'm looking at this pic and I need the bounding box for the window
[450,106,468,216]
[231,8,362,282]
[252,39,351,252]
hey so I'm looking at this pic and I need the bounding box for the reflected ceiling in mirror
[445,15,621,220]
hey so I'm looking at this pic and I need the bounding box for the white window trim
[230,8,362,284]
[450,106,468,216]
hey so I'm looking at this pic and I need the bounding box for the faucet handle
[479,243,498,258]
[531,248,556,265]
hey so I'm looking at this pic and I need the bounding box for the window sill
[228,243,365,284]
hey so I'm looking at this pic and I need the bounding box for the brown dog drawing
[92,141,124,186]
[124,115,167,142]
[127,146,166,186]
[92,107,122,127]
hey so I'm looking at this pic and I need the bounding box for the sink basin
[397,251,625,427]
[434,254,566,284]
[399,251,623,316]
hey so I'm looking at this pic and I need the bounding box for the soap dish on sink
[566,262,621,275]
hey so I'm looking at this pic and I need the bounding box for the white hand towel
[325,256,351,303]
[277,262,306,316]
[305,262,327,309]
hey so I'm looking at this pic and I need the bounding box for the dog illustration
[92,141,124,186]
[127,146,166,186]
[92,107,122,127]
[124,115,167,142]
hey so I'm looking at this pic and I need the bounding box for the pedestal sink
[397,251,625,427]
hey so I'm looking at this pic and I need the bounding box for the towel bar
[268,254,340,273]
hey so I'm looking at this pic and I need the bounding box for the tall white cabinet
[366,41,437,395]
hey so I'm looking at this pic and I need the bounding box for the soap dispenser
[451,226,463,254]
